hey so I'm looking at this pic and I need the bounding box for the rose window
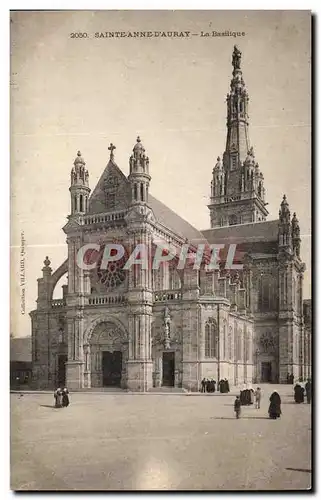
[96,246,127,291]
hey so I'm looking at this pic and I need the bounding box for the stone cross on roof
[108,143,116,159]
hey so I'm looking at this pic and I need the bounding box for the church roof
[148,194,205,243]
[201,219,279,244]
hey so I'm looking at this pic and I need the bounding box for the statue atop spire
[232,45,242,71]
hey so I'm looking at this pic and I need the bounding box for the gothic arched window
[140,183,144,201]
[79,194,83,212]
[205,319,218,358]
[134,184,138,201]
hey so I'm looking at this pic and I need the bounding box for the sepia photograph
[10,9,312,491]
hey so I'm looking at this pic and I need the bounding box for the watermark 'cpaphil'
[76,241,243,272]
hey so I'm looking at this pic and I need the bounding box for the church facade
[30,46,310,391]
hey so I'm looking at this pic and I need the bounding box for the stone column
[126,222,154,392]
[278,260,295,383]
[65,309,85,390]
[83,344,91,388]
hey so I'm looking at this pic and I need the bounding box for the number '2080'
[70,33,88,38]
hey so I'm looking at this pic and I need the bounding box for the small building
[10,337,32,389]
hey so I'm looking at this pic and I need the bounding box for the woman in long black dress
[268,391,282,419]
[54,388,62,408]
[294,383,304,403]
[62,387,70,407]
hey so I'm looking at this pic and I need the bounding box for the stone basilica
[30,46,311,391]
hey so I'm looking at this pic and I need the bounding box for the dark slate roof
[201,220,279,244]
[148,194,206,243]
[10,337,32,363]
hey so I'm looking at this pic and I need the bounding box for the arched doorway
[86,321,128,388]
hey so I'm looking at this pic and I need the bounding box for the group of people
[54,387,70,408]
[200,378,230,393]
[239,386,255,406]
[294,379,312,404]
[234,388,280,419]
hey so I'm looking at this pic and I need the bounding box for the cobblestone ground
[11,384,311,491]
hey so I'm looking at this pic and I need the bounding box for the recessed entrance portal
[162,351,175,387]
[261,361,272,382]
[102,351,122,387]
[57,355,67,387]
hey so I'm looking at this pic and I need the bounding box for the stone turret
[69,151,90,216]
[278,194,292,252]
[128,136,151,204]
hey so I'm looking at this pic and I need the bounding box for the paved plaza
[11,385,311,491]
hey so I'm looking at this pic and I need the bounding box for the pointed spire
[292,212,300,236]
[108,143,116,160]
[208,47,268,228]
[279,194,291,231]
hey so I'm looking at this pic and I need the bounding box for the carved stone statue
[164,306,171,349]
[232,45,242,70]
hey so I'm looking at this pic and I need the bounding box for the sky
[10,10,311,337]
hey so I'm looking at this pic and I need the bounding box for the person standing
[255,387,262,409]
[234,396,241,419]
[294,383,304,403]
[54,388,62,408]
[268,391,282,419]
[62,387,70,407]
[201,378,206,393]
[305,379,311,404]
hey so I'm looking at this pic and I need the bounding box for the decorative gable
[88,160,131,214]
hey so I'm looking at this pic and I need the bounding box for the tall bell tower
[208,46,269,228]
[125,137,154,392]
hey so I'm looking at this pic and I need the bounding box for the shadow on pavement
[286,468,311,473]
[39,404,56,409]
[211,416,271,420]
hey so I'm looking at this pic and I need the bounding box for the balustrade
[83,210,126,225]
[88,295,126,305]
[154,290,182,302]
